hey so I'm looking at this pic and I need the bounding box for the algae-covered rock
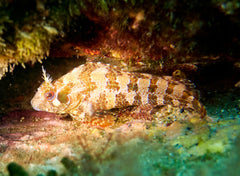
[170,119,240,158]
[0,0,240,79]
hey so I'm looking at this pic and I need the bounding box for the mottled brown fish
[31,62,206,126]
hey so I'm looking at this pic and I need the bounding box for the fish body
[31,62,206,122]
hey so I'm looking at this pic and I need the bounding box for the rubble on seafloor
[0,102,240,175]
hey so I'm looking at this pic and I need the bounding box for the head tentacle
[42,66,53,88]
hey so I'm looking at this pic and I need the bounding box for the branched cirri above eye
[45,91,55,101]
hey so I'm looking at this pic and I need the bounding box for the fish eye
[45,91,55,101]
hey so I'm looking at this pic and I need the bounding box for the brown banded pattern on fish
[31,62,206,124]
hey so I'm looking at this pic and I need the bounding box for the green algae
[212,0,240,15]
[15,27,55,65]
[7,162,29,176]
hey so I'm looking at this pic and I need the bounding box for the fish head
[31,81,71,113]
[31,66,72,113]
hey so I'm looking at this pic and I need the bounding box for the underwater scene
[0,0,240,175]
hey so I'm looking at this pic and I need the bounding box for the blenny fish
[31,62,206,126]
